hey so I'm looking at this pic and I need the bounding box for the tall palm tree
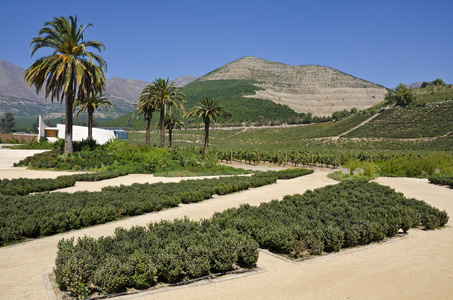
[136,84,158,146]
[23,16,107,153]
[149,78,186,148]
[164,112,184,147]
[186,98,232,150]
[73,94,113,140]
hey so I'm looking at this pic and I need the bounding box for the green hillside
[345,101,453,138]
[183,79,304,122]
[125,112,374,148]
[103,79,310,129]
[412,84,453,104]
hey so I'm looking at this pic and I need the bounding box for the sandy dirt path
[0,149,452,299]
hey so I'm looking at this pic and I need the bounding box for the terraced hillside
[345,101,453,138]
[198,56,388,116]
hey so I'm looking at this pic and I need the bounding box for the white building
[37,115,127,145]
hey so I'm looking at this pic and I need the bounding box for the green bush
[211,181,448,258]
[0,171,128,196]
[428,174,453,188]
[54,219,259,298]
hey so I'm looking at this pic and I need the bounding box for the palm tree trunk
[168,128,172,148]
[145,116,151,146]
[88,108,93,140]
[160,108,165,148]
[64,88,74,154]
[204,119,210,150]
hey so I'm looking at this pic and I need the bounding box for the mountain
[105,77,149,102]
[195,56,387,117]
[172,76,197,87]
[0,58,46,103]
[406,82,422,89]
[0,58,196,121]
[103,76,197,114]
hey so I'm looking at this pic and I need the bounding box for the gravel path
[0,148,452,299]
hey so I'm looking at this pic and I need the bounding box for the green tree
[73,94,112,140]
[164,112,184,147]
[23,16,107,153]
[384,91,395,105]
[136,84,160,146]
[432,78,445,86]
[394,83,415,107]
[186,98,232,150]
[148,78,186,148]
[332,109,351,121]
[1,112,15,133]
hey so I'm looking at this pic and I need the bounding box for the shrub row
[0,177,76,196]
[216,147,453,170]
[428,175,453,188]
[0,169,309,246]
[0,171,128,196]
[100,173,280,203]
[211,181,449,257]
[69,171,129,182]
[55,219,259,298]
[255,168,314,179]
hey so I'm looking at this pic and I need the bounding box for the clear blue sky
[1,0,452,88]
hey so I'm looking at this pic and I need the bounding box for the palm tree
[23,16,107,153]
[186,98,232,150]
[73,94,113,140]
[149,78,186,148]
[164,112,184,147]
[136,84,159,146]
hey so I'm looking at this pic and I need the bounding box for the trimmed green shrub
[211,181,449,258]
[0,171,128,196]
[54,219,259,298]
[428,174,453,188]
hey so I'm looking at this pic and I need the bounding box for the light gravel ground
[0,148,452,300]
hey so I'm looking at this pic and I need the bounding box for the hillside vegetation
[126,98,453,149]
[412,81,453,104]
[183,79,304,122]
[345,101,453,138]
[198,56,387,116]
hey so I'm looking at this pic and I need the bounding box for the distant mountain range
[406,82,422,89]
[2,56,391,127]
[0,58,197,119]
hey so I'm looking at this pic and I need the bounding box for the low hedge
[54,219,259,298]
[69,171,129,182]
[428,175,453,188]
[211,181,449,257]
[0,177,76,196]
[0,171,129,196]
[255,168,314,179]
